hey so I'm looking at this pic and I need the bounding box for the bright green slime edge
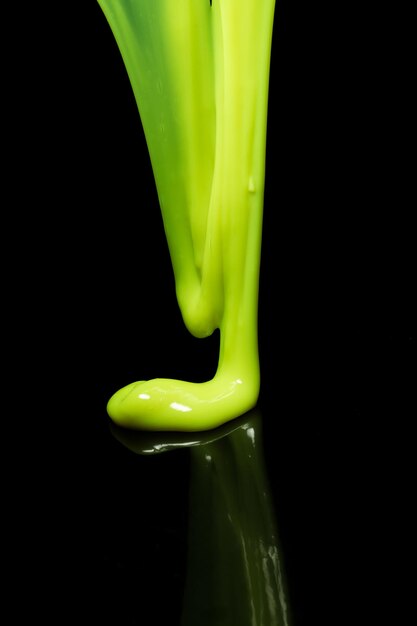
[98,0,276,431]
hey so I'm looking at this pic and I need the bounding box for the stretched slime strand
[98,0,276,431]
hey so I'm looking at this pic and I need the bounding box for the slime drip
[98,0,276,431]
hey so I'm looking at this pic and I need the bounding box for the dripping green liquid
[98,0,276,431]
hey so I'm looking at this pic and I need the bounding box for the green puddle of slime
[98,0,276,431]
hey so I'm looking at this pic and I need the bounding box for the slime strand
[98,0,276,431]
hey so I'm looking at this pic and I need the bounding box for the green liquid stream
[98,0,276,430]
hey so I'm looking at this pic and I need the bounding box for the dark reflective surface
[112,410,292,626]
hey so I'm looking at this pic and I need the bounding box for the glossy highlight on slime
[98,0,276,431]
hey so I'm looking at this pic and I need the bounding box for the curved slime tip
[106,375,259,432]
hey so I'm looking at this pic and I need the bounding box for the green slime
[98,0,276,431]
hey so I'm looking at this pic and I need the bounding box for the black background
[7,2,415,625]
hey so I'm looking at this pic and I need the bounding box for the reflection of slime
[98,0,276,431]
[111,409,292,625]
